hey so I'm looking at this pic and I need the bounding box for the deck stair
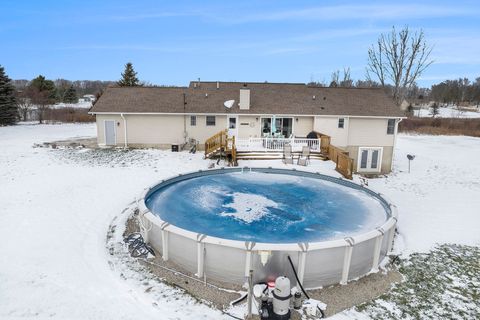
[204,130,237,166]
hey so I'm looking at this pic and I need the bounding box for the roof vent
[313,95,316,100]
[323,96,326,100]
[243,83,248,87]
[216,82,220,89]
[205,93,208,98]
[224,100,235,108]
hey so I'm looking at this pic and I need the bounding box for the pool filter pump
[272,276,292,319]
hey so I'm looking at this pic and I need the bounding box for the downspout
[391,118,403,172]
[120,113,128,148]
[183,93,187,144]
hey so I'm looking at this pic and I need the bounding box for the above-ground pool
[138,168,398,288]
[145,172,388,243]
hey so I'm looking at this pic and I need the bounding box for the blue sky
[1,0,479,87]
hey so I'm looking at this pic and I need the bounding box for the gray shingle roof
[90,81,404,117]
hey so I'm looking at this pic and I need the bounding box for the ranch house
[89,81,405,175]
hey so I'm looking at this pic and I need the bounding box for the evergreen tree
[28,75,57,123]
[117,62,140,87]
[29,75,57,100]
[431,102,440,118]
[0,65,18,125]
[63,85,78,103]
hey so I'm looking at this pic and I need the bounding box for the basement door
[357,147,383,173]
[104,120,116,146]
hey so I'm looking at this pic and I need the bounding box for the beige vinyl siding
[124,115,185,145]
[313,116,349,147]
[238,115,260,138]
[347,118,395,146]
[294,117,314,137]
[187,115,227,143]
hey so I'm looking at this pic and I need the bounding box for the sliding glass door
[261,117,293,137]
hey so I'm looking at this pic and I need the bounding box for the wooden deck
[204,130,354,179]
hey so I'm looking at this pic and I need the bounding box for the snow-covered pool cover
[145,171,390,243]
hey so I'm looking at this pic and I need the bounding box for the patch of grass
[51,148,160,167]
[356,244,480,319]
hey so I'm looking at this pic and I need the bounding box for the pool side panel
[348,238,377,280]
[204,243,246,284]
[302,246,346,288]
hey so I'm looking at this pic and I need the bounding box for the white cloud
[220,4,478,24]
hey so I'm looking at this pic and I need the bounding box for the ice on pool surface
[188,185,227,210]
[220,192,280,223]
[145,172,389,243]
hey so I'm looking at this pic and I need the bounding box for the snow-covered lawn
[0,123,479,319]
[414,105,480,118]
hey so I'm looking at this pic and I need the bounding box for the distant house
[78,94,96,103]
[89,81,405,174]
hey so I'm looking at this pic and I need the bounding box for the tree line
[0,62,138,125]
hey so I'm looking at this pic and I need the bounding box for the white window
[206,116,216,126]
[387,119,395,134]
[190,115,196,126]
[357,147,383,173]
[338,118,345,128]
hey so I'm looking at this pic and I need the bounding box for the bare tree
[330,70,340,87]
[366,26,433,103]
[15,90,33,121]
[330,68,353,87]
[340,67,353,87]
[29,88,52,124]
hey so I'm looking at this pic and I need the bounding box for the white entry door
[104,120,116,146]
[358,147,383,173]
[227,115,238,137]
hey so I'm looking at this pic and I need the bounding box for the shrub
[399,118,480,137]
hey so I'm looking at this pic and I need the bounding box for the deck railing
[205,129,228,156]
[235,137,320,152]
[328,145,353,179]
[314,131,353,179]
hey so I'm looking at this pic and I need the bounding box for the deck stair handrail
[205,129,227,157]
[204,129,237,165]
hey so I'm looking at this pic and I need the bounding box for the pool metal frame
[137,167,398,289]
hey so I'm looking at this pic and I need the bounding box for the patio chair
[297,146,310,166]
[282,144,294,164]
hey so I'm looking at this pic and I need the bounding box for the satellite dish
[224,100,235,109]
